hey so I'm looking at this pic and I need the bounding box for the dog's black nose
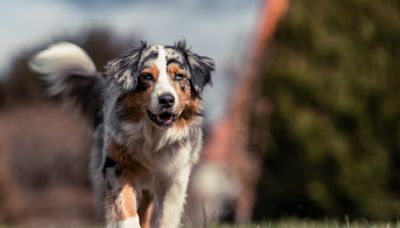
[159,93,175,108]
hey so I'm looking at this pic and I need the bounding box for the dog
[30,40,215,228]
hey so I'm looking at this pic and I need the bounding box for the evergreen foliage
[253,0,400,220]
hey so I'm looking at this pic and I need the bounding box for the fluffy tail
[29,42,104,126]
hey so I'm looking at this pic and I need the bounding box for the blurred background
[0,0,400,226]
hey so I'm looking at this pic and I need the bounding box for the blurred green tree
[253,0,400,220]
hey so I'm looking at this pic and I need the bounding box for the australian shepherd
[30,40,215,228]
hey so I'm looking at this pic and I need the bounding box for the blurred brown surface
[0,29,131,225]
[0,103,97,226]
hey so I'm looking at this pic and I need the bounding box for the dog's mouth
[147,110,178,128]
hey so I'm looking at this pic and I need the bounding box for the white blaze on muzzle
[150,46,179,113]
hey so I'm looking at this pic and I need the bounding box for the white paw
[107,216,141,228]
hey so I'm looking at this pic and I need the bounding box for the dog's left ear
[104,41,148,91]
[186,52,215,97]
[175,40,215,97]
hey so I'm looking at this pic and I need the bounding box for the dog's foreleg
[153,167,192,228]
[103,157,141,228]
[138,190,154,228]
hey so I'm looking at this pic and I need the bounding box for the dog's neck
[110,118,192,157]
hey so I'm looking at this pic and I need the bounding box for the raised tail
[29,42,105,126]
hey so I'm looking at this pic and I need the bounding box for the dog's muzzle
[147,110,178,128]
[147,93,178,127]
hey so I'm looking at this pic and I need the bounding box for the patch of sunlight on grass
[206,218,400,228]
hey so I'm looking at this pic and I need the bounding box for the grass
[205,218,400,228]
[1,219,400,228]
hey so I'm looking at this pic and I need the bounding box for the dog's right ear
[104,41,148,91]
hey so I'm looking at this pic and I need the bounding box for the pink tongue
[158,114,172,122]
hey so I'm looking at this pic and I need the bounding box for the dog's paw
[107,216,141,228]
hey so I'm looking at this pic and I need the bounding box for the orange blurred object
[196,0,289,223]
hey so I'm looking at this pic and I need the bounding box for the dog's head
[105,40,215,128]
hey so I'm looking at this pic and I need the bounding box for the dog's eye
[141,73,153,81]
[175,73,186,81]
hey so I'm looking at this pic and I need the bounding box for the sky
[0,0,261,122]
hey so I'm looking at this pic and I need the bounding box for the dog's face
[106,41,215,128]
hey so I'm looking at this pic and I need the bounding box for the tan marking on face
[167,63,202,129]
[168,63,187,77]
[120,64,161,122]
[141,64,160,81]
[168,64,191,110]
[175,98,202,129]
